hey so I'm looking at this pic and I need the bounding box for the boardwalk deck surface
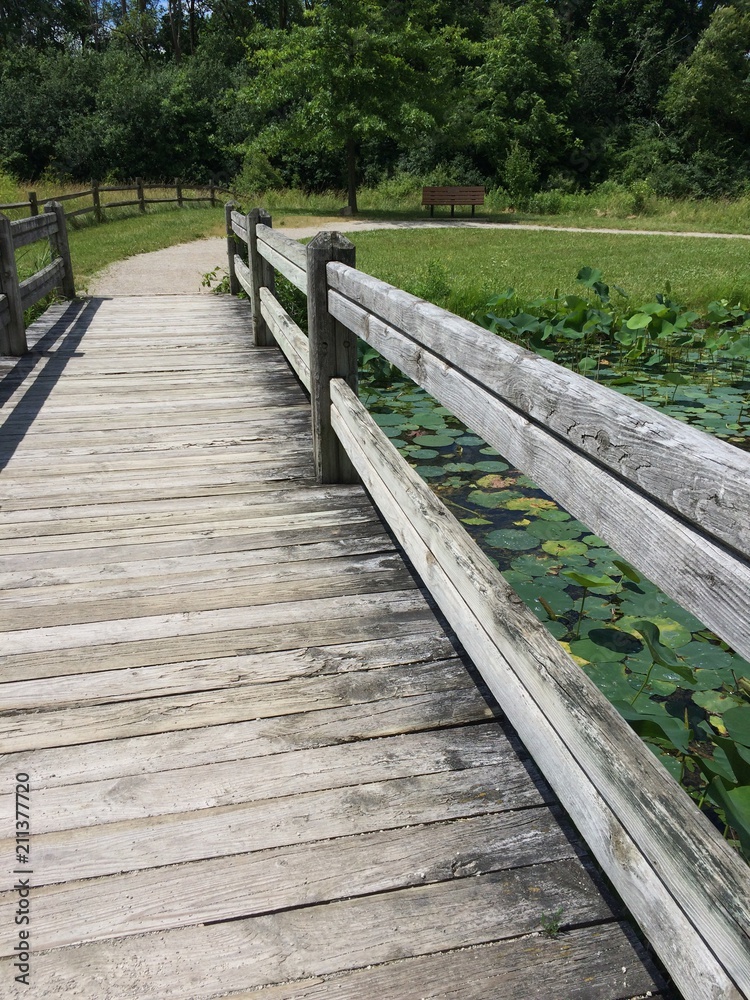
[0,296,663,999]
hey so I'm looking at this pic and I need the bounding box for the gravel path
[86,218,750,296]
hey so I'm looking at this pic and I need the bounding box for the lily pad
[505,497,557,512]
[511,555,559,578]
[468,489,523,509]
[722,706,750,747]
[457,435,484,445]
[411,448,439,459]
[416,465,448,478]
[485,529,538,551]
[413,434,455,447]
[570,636,629,662]
[474,461,510,472]
[527,520,584,541]
[692,690,744,715]
[541,539,588,557]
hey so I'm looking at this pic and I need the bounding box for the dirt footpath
[86,218,750,296]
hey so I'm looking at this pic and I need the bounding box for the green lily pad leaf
[581,534,610,547]
[681,641,742,675]
[707,778,750,857]
[372,412,405,426]
[537,508,571,521]
[467,490,522,509]
[461,516,492,526]
[588,627,643,655]
[570,637,628,662]
[476,474,515,488]
[712,735,750,786]
[618,615,693,649]
[412,413,448,429]
[456,435,484,445]
[506,497,557,511]
[562,570,616,590]
[692,690,744,715]
[443,462,476,472]
[613,700,691,753]
[485,529,538,551]
[527,520,584,541]
[612,559,641,583]
[413,434,455,447]
[411,448,439,459]
[724,706,750,748]
[474,461,510,472]
[628,620,694,681]
[479,447,501,455]
[380,426,403,438]
[543,620,568,639]
[511,555,558,578]
[542,539,588,557]
[416,465,447,478]
[581,662,638,701]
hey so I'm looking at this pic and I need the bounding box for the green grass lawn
[67,206,225,287]
[352,226,750,314]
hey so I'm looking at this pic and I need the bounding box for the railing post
[44,201,76,300]
[224,201,239,296]
[245,207,275,347]
[209,180,216,207]
[176,178,183,208]
[91,180,103,223]
[28,192,38,217]
[136,177,146,213]
[306,231,358,484]
[0,212,27,355]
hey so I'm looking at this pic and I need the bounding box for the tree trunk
[346,138,358,215]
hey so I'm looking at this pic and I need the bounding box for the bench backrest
[421,186,485,205]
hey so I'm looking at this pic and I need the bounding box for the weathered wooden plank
[0,656,469,750]
[330,377,750,1000]
[0,762,551,886]
[329,290,750,662]
[257,222,308,271]
[0,631,451,713]
[10,211,57,248]
[0,675,485,789]
[0,588,432,672]
[256,230,307,291]
[328,263,750,559]
[18,257,65,310]
[0,552,413,630]
[0,812,575,962]
[247,208,275,346]
[44,200,76,298]
[0,725,520,835]
[0,873,653,1000]
[307,232,357,483]
[0,212,26,355]
[231,209,248,243]
[260,285,311,389]
[234,252,253,297]
[244,924,658,1000]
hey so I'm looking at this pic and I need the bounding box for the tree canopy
[2,0,750,204]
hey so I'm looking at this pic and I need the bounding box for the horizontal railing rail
[226,202,750,1000]
[0,179,233,221]
[0,201,75,355]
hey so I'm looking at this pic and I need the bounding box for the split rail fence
[0,179,231,221]
[226,201,750,1000]
[0,200,75,355]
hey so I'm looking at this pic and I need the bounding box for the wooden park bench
[421,185,485,217]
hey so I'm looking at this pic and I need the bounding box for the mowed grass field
[352,226,750,314]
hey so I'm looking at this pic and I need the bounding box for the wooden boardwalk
[0,295,663,999]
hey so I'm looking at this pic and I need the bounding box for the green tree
[241,0,453,212]
[466,1,576,187]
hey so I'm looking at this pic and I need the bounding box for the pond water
[361,365,750,851]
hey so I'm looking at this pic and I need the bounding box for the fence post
[176,178,183,208]
[44,201,76,300]
[136,177,146,213]
[0,213,27,356]
[225,201,239,296]
[209,180,217,208]
[91,180,103,223]
[28,192,38,217]
[245,207,275,347]
[306,231,358,484]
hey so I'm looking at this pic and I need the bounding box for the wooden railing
[0,179,232,221]
[0,201,75,356]
[227,202,750,1000]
